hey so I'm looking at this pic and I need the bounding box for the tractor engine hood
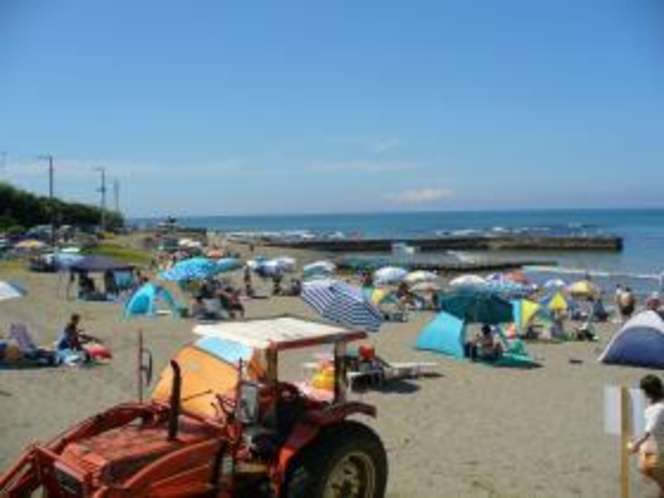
[58,417,219,488]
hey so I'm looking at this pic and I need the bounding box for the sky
[1,0,663,217]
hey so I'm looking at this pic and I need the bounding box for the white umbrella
[374,266,408,285]
[410,281,442,293]
[404,270,439,285]
[449,274,486,288]
[0,281,27,302]
[544,278,567,290]
[272,256,297,272]
[303,260,336,275]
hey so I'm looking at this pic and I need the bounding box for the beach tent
[70,255,134,273]
[416,311,467,358]
[124,283,180,318]
[151,335,263,417]
[416,311,539,367]
[599,311,664,368]
[511,299,553,336]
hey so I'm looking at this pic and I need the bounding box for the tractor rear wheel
[283,421,387,498]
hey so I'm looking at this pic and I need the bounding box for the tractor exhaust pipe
[167,360,182,441]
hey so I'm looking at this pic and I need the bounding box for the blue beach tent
[416,310,540,368]
[124,283,180,318]
[599,311,664,368]
[415,311,467,359]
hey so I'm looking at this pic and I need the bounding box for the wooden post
[138,329,144,403]
[620,386,632,498]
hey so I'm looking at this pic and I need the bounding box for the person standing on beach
[618,287,636,322]
[628,375,664,497]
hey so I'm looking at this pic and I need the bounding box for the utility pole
[113,179,120,214]
[38,155,56,248]
[0,151,6,178]
[94,167,107,232]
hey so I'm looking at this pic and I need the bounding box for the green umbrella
[439,290,514,324]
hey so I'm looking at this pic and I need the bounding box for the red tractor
[0,316,388,497]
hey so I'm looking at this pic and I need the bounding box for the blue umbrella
[216,257,243,273]
[159,257,221,282]
[439,289,513,324]
[301,278,384,332]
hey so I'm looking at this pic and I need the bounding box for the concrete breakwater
[260,234,623,253]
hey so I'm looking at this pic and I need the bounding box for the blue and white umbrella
[301,278,383,332]
[159,257,222,282]
[373,266,409,286]
[0,281,27,302]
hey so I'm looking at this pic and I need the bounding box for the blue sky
[1,0,663,217]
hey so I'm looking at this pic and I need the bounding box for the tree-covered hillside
[0,182,123,232]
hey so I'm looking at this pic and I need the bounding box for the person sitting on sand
[190,296,205,319]
[219,289,245,319]
[55,314,101,365]
[465,325,503,361]
[628,375,664,498]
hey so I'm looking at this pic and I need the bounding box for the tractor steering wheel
[215,393,237,419]
[276,382,301,403]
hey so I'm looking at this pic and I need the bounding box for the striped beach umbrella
[301,279,383,332]
[0,281,27,302]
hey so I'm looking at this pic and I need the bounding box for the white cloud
[384,188,455,205]
[307,160,417,174]
[325,136,403,154]
[372,138,402,153]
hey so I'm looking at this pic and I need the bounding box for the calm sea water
[139,209,664,294]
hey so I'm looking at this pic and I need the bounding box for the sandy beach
[0,249,660,498]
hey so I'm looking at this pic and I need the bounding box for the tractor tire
[283,421,387,498]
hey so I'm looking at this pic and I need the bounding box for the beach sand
[0,258,660,497]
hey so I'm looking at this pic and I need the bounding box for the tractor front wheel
[283,421,387,498]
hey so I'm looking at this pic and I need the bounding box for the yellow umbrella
[15,239,46,250]
[567,280,600,298]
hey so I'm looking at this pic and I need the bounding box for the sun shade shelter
[416,311,467,358]
[124,283,180,318]
[599,311,664,368]
[69,255,134,273]
[0,281,27,302]
[416,311,539,368]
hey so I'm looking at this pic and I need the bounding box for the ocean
[140,208,664,296]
